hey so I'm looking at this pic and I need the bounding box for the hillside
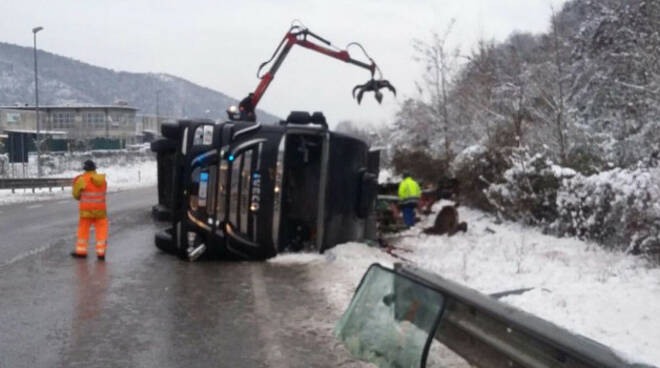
[376,0,660,262]
[0,42,280,123]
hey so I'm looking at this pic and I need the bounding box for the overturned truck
[151,111,380,260]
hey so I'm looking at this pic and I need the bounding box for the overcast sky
[1,0,568,127]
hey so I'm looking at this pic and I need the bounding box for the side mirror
[227,106,241,121]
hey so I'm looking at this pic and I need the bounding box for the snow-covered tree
[567,0,660,167]
[404,20,466,161]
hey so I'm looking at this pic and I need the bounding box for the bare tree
[525,7,570,163]
[453,38,507,143]
[550,7,568,163]
[496,33,535,147]
[411,19,460,161]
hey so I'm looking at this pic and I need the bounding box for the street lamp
[155,89,162,131]
[32,26,43,177]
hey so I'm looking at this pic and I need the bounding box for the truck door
[273,128,329,253]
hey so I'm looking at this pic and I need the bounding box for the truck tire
[155,229,177,254]
[152,204,171,221]
[161,123,181,140]
[150,138,177,154]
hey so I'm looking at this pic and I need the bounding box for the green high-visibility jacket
[398,176,421,205]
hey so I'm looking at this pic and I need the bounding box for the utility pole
[32,26,44,177]
[156,89,161,132]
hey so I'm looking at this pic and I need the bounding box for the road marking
[27,204,43,209]
[250,264,287,366]
[1,244,50,269]
[56,200,68,204]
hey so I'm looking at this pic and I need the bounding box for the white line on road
[27,204,43,209]
[1,244,51,269]
[56,200,68,204]
[250,264,288,366]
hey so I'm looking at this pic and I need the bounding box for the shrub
[390,149,450,186]
[451,144,511,211]
[564,143,608,176]
[485,148,576,225]
[552,164,660,262]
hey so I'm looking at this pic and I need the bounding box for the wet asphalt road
[0,187,368,368]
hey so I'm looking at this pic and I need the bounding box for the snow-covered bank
[270,200,660,366]
[0,159,157,205]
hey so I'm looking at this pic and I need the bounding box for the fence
[0,178,73,193]
[0,148,154,179]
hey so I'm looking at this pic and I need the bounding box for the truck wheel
[173,221,190,259]
[150,138,177,154]
[152,204,171,221]
[161,123,181,140]
[155,229,176,254]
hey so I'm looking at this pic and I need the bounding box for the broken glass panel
[335,264,446,368]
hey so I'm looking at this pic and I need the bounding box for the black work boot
[97,253,105,261]
[70,251,87,259]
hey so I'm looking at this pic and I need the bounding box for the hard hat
[83,160,96,171]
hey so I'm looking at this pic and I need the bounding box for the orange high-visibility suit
[72,171,108,258]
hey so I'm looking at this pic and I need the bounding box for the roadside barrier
[336,263,654,368]
[0,178,73,193]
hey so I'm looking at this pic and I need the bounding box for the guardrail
[0,178,73,193]
[336,263,655,368]
[397,263,653,368]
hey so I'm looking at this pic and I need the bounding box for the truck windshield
[222,145,260,242]
[274,132,327,252]
[215,161,228,229]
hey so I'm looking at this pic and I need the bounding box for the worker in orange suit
[71,160,108,260]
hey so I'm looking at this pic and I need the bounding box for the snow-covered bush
[552,164,660,262]
[485,148,575,225]
[390,149,449,186]
[564,140,609,175]
[452,144,509,211]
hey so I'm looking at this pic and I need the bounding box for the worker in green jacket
[398,172,421,227]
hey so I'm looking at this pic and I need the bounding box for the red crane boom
[232,24,395,122]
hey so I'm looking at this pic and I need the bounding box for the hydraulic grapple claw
[352,79,396,104]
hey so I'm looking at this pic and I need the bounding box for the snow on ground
[57,159,157,191]
[0,159,157,205]
[270,200,660,366]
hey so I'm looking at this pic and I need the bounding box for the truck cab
[151,112,379,260]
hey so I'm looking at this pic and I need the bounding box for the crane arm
[234,25,395,122]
